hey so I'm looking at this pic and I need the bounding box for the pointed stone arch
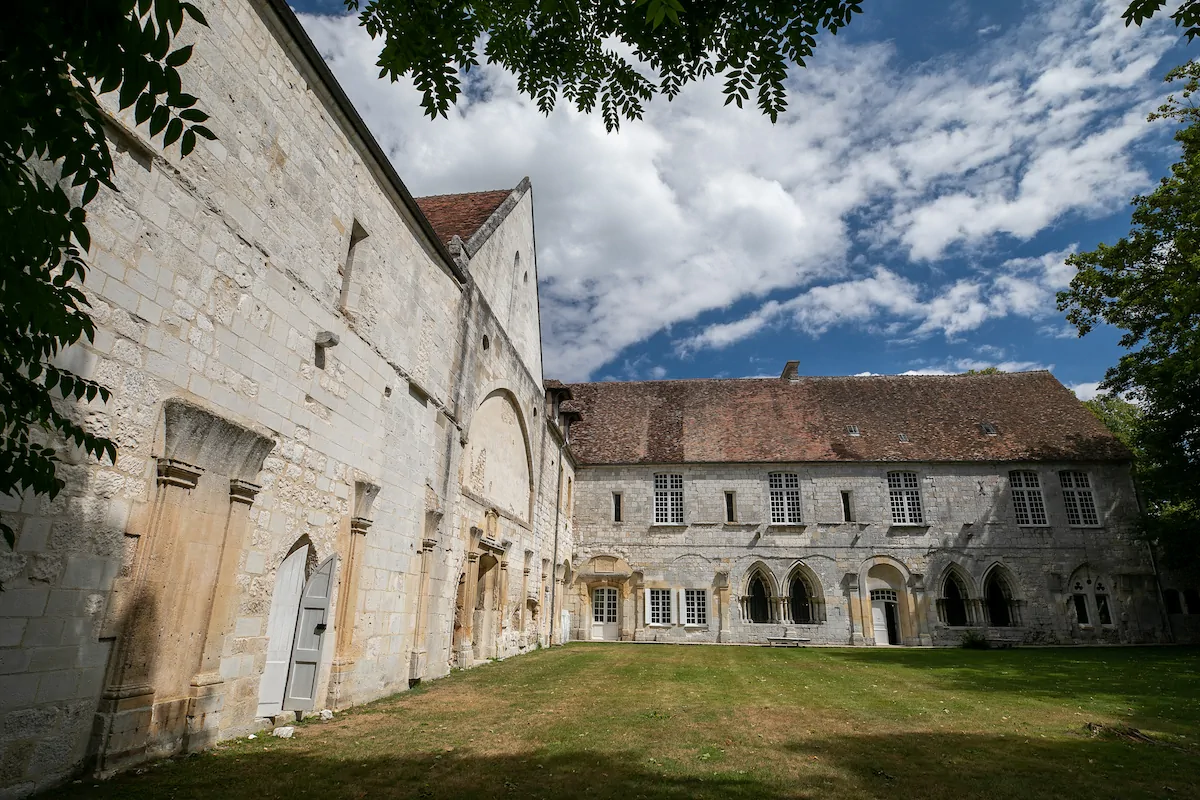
[461,388,534,523]
[741,561,777,624]
[783,562,825,624]
[938,563,975,627]
[981,563,1021,627]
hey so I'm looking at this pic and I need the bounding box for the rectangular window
[724,491,737,523]
[1073,593,1090,625]
[592,587,617,623]
[887,471,924,525]
[654,474,684,524]
[768,472,802,524]
[649,588,672,625]
[685,589,708,625]
[612,492,623,523]
[1059,471,1100,526]
[1009,470,1048,526]
[841,491,854,522]
[1095,594,1113,625]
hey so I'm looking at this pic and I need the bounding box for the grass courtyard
[61,644,1200,800]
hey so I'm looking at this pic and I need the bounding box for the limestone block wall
[568,461,1166,646]
[461,188,543,382]
[0,0,562,795]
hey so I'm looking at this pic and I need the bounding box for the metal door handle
[314,623,327,632]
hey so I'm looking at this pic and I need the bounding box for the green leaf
[164,117,184,146]
[166,45,194,67]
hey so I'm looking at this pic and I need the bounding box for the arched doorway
[941,570,970,627]
[984,568,1017,627]
[865,561,909,646]
[748,574,771,623]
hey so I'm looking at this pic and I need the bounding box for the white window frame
[768,472,802,524]
[653,473,684,524]
[1009,470,1048,526]
[1059,471,1100,527]
[683,588,708,626]
[647,587,673,625]
[887,471,925,525]
[592,587,617,624]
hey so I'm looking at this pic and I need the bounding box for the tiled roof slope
[415,189,512,245]
[564,372,1130,465]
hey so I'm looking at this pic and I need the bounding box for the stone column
[184,478,260,752]
[520,567,531,635]
[844,573,861,645]
[909,574,931,646]
[408,537,437,682]
[714,573,730,642]
[329,515,371,707]
[95,458,202,774]
[457,552,480,664]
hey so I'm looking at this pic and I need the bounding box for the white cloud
[300,0,1174,379]
[1070,381,1104,400]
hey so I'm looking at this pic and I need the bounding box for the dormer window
[846,425,861,436]
[897,433,909,443]
[980,422,998,435]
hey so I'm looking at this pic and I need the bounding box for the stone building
[562,367,1176,648]
[2,0,1197,797]
[0,0,574,794]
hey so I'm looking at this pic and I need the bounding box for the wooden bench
[766,637,810,647]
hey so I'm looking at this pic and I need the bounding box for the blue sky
[292,0,1189,395]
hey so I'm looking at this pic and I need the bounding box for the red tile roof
[564,372,1130,465]
[414,189,512,245]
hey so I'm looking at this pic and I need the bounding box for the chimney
[780,361,801,382]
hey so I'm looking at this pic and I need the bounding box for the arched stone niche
[461,390,532,522]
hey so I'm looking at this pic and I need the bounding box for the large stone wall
[0,0,566,795]
[567,461,1167,647]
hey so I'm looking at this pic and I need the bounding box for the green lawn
[61,645,1200,800]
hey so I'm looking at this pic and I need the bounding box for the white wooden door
[284,555,337,712]
[870,589,897,646]
[592,587,618,640]
[256,546,308,717]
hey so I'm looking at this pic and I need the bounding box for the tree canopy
[1058,61,1200,579]
[1,0,213,546]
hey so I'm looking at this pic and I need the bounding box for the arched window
[748,575,770,623]
[790,574,813,623]
[984,569,1017,627]
[941,571,970,627]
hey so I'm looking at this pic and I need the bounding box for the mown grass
[58,645,1200,800]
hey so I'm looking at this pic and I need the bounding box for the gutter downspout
[548,435,564,646]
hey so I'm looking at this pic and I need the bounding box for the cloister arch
[859,555,917,646]
[740,562,778,623]
[982,563,1021,627]
[938,564,975,627]
[783,562,825,624]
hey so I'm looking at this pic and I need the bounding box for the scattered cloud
[300,0,1174,379]
[1070,381,1104,400]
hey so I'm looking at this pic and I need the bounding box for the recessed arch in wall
[461,389,533,523]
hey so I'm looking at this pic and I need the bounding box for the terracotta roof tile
[414,189,512,245]
[564,372,1129,465]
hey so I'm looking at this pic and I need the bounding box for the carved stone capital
[228,479,261,506]
[350,516,373,536]
[421,537,438,553]
[467,552,480,563]
[523,568,532,576]
[157,458,202,489]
